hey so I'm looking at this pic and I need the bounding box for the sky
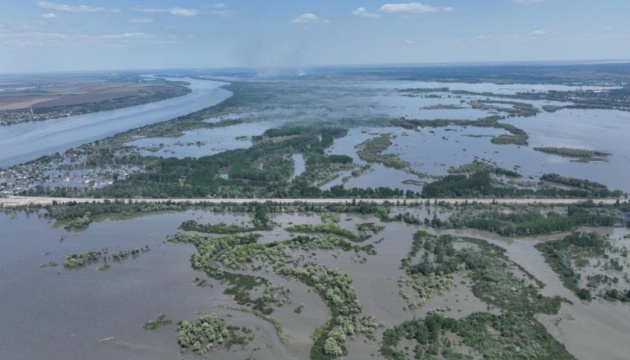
[0,0,629,73]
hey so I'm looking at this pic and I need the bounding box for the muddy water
[0,210,290,360]
[2,209,629,360]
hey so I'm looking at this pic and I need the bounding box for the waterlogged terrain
[2,200,629,360]
[2,64,630,360]
[2,67,629,198]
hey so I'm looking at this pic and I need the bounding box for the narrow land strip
[0,196,622,208]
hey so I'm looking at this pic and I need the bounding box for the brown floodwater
[1,209,628,360]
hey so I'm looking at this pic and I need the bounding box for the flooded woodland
[1,200,629,360]
[1,64,630,359]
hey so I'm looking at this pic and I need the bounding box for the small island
[534,147,611,162]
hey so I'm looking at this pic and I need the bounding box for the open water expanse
[0,78,231,168]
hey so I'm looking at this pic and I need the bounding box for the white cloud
[37,1,118,13]
[530,29,546,35]
[352,7,380,18]
[128,18,153,24]
[212,10,236,18]
[442,7,454,12]
[135,5,235,17]
[380,3,440,14]
[169,8,199,16]
[136,7,200,16]
[42,13,57,19]
[513,0,545,3]
[404,39,416,45]
[98,32,151,40]
[291,13,329,24]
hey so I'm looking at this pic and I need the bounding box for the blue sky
[0,0,628,72]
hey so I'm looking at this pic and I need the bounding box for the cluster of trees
[534,147,610,159]
[447,160,521,178]
[380,312,573,360]
[324,185,419,199]
[449,206,618,236]
[355,133,410,170]
[541,173,622,197]
[536,232,628,302]
[82,125,361,199]
[47,200,197,230]
[180,204,274,234]
[422,171,496,198]
[63,250,101,269]
[391,115,530,146]
[111,246,149,261]
[286,213,361,242]
[423,170,621,199]
[180,220,258,234]
[277,265,372,359]
[177,313,249,353]
[405,232,562,314]
[382,231,572,359]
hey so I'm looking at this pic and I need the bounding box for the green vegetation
[48,200,196,230]
[541,173,621,197]
[402,231,562,314]
[226,306,287,345]
[536,232,629,302]
[82,126,358,199]
[169,232,274,314]
[448,206,618,236]
[470,100,540,117]
[286,213,362,242]
[355,133,410,170]
[112,246,150,261]
[422,171,504,198]
[276,265,377,359]
[177,313,251,354]
[380,312,574,360]
[180,204,274,233]
[447,160,521,178]
[385,230,571,359]
[63,212,93,230]
[170,213,382,359]
[143,314,172,330]
[392,116,529,146]
[63,250,101,269]
[422,171,621,198]
[180,220,260,234]
[356,222,385,235]
[534,147,610,161]
[63,246,149,269]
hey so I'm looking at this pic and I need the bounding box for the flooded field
[2,207,629,360]
[113,79,629,195]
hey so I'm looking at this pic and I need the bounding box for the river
[0,78,231,168]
